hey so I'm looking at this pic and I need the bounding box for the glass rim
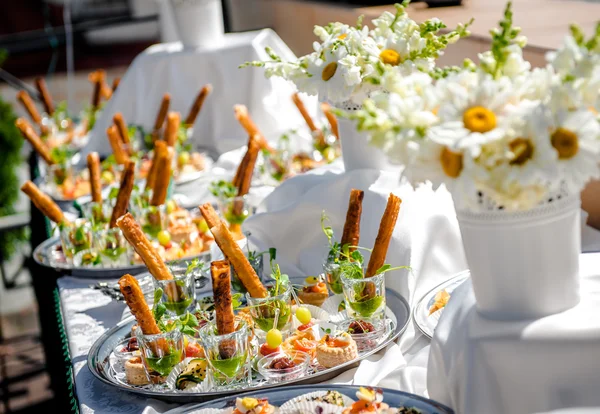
[340,272,386,283]
[245,283,292,302]
[137,327,182,342]
[257,350,311,373]
[201,319,248,340]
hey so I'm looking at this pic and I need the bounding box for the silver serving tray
[87,289,411,403]
[33,236,210,279]
[413,271,469,339]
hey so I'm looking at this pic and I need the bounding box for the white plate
[413,271,470,339]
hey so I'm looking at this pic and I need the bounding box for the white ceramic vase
[456,194,581,320]
[170,0,224,48]
[337,117,390,172]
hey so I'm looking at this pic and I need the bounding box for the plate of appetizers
[172,384,454,413]
[413,271,470,339]
[87,202,410,403]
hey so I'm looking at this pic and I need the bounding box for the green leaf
[232,293,244,310]
[375,264,391,275]
[269,247,277,261]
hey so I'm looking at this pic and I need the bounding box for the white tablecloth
[428,252,600,414]
[85,29,312,158]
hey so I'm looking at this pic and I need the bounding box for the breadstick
[117,213,173,281]
[101,81,112,100]
[365,194,402,278]
[185,84,212,127]
[321,102,339,141]
[236,135,260,198]
[211,260,235,335]
[233,105,274,152]
[232,137,251,189]
[292,93,318,132]
[119,274,161,335]
[17,91,42,125]
[21,181,67,225]
[112,77,121,92]
[153,93,171,132]
[15,118,54,165]
[87,152,103,203]
[145,141,167,191]
[107,125,130,165]
[113,113,131,148]
[35,77,54,115]
[203,217,267,298]
[150,147,173,206]
[109,161,136,228]
[340,189,364,258]
[89,70,106,109]
[164,112,180,147]
[199,203,222,230]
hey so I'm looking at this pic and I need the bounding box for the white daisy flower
[547,107,600,188]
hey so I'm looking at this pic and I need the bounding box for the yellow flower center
[551,127,579,159]
[463,106,497,133]
[508,138,535,166]
[379,49,402,66]
[440,147,463,178]
[337,34,347,40]
[321,62,338,81]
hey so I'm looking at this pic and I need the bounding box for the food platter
[87,286,410,403]
[413,271,469,339]
[33,237,210,279]
[173,384,454,413]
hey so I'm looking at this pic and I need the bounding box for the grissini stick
[153,93,171,132]
[231,135,260,228]
[112,77,121,92]
[101,81,112,100]
[89,70,106,109]
[17,91,42,125]
[339,189,364,258]
[199,202,221,230]
[184,84,212,127]
[117,213,173,281]
[107,125,131,165]
[87,152,103,203]
[109,161,136,228]
[119,275,161,335]
[200,203,267,298]
[21,181,68,225]
[164,112,180,147]
[211,260,235,335]
[365,193,402,278]
[145,141,167,192]
[35,77,54,115]
[150,147,173,206]
[15,118,54,165]
[232,136,251,189]
[118,274,169,356]
[233,105,274,152]
[321,102,339,141]
[113,112,131,150]
[292,93,326,148]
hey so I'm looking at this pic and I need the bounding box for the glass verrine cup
[73,248,102,267]
[341,272,387,320]
[199,321,251,388]
[336,318,387,352]
[153,267,197,317]
[59,219,93,261]
[46,161,74,196]
[93,227,132,267]
[137,329,184,385]
[218,195,252,227]
[245,284,293,333]
[231,254,263,293]
[323,260,343,295]
[257,350,311,383]
[82,200,111,230]
[138,204,167,239]
[264,149,291,184]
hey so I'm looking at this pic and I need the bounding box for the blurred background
[0,0,598,413]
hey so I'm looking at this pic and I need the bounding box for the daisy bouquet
[241,1,472,106]
[343,2,600,212]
